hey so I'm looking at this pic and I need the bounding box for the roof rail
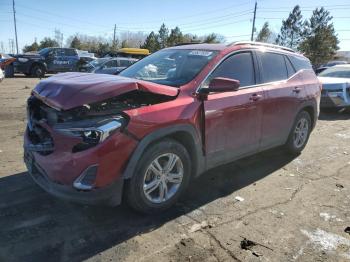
[229,41,295,53]
[174,42,201,46]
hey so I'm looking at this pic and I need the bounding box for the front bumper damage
[320,83,350,108]
[24,124,137,205]
[24,149,124,206]
[23,95,139,206]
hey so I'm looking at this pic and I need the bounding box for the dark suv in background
[24,42,321,213]
[8,47,79,77]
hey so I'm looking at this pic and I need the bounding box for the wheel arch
[297,99,317,130]
[30,62,47,73]
[122,124,206,180]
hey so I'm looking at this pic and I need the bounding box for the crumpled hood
[33,72,179,110]
[318,76,350,84]
[318,76,350,90]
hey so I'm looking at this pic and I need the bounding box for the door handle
[249,94,262,101]
[293,87,302,93]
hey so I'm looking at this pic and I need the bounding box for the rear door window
[208,52,255,87]
[260,52,288,83]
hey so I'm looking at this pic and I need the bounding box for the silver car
[318,65,350,109]
[85,57,138,75]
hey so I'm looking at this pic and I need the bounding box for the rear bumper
[24,152,124,206]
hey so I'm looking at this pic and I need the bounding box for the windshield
[38,48,50,55]
[119,49,218,87]
[319,67,350,78]
[90,58,110,68]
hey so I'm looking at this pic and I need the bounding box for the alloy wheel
[143,153,184,204]
[293,117,309,148]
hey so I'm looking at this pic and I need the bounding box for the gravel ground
[0,76,350,262]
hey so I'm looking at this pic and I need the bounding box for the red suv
[24,42,321,213]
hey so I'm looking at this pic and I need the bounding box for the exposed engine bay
[26,90,175,154]
[29,90,174,125]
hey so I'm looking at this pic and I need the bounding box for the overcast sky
[0,0,349,53]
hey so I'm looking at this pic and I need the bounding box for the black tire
[285,110,312,154]
[126,138,191,214]
[30,64,45,78]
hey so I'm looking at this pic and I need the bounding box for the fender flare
[122,124,206,179]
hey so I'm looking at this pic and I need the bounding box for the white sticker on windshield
[188,50,213,56]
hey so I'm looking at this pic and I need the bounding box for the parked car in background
[0,53,16,77]
[318,64,350,110]
[24,42,320,213]
[107,48,150,60]
[7,47,80,77]
[315,60,348,75]
[0,68,4,82]
[80,57,138,75]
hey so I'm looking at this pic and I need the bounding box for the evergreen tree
[203,33,219,43]
[276,5,304,49]
[141,31,160,53]
[158,23,169,49]
[256,22,272,42]
[70,36,81,49]
[23,41,39,53]
[121,40,129,48]
[96,42,111,56]
[167,27,184,46]
[39,37,59,49]
[299,7,339,67]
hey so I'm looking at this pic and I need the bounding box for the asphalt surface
[0,76,350,262]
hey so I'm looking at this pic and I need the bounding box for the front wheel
[126,139,191,214]
[285,111,312,154]
[30,65,45,78]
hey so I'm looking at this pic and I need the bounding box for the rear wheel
[126,139,191,214]
[285,111,312,154]
[30,64,45,78]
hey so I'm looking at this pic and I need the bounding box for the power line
[181,18,252,33]
[256,16,350,20]
[15,2,253,27]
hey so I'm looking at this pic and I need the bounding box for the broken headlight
[55,116,126,152]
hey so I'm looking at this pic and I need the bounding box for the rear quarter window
[289,55,312,71]
[284,56,296,77]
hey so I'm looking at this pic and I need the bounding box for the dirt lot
[0,76,350,262]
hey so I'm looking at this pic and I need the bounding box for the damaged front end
[23,73,178,205]
[26,89,174,154]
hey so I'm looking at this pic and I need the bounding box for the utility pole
[113,24,116,47]
[251,1,257,41]
[12,0,19,54]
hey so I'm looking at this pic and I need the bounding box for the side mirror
[200,77,240,94]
